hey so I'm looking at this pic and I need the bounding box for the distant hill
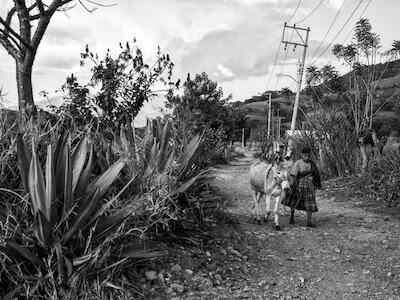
[235,94,310,140]
[7,95,65,111]
[237,59,400,139]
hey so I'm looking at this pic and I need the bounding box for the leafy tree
[332,18,400,134]
[80,42,175,132]
[166,72,248,165]
[304,64,343,106]
[50,74,94,127]
[0,0,111,115]
[281,87,294,105]
[331,19,400,172]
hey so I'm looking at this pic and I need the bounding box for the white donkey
[249,160,292,230]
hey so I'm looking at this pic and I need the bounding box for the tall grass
[354,151,400,207]
[290,106,358,178]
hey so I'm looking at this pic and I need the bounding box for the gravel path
[146,150,400,300]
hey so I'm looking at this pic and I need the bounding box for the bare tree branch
[0,16,32,50]
[0,32,18,58]
[0,28,22,50]
[86,0,117,8]
[5,7,17,29]
[36,0,45,13]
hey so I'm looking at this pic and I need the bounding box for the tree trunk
[360,143,368,173]
[16,61,36,115]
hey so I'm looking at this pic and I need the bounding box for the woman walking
[285,147,322,227]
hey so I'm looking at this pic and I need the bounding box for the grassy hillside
[236,94,311,140]
[238,59,400,140]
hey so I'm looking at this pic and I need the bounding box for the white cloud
[133,95,167,127]
[326,0,345,9]
[216,64,235,78]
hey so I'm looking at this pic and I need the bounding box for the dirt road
[148,150,400,299]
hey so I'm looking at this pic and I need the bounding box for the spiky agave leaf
[176,132,204,180]
[119,126,130,149]
[157,121,172,173]
[33,210,52,248]
[75,144,94,199]
[87,173,139,229]
[28,141,46,216]
[71,135,88,192]
[62,137,73,215]
[91,210,130,244]
[144,141,158,177]
[62,159,126,245]
[87,159,126,198]
[158,147,174,174]
[61,189,100,245]
[172,170,208,195]
[153,118,163,142]
[45,144,56,223]
[16,133,31,191]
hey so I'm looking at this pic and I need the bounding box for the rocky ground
[134,150,400,300]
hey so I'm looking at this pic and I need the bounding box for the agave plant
[140,118,207,192]
[0,131,162,298]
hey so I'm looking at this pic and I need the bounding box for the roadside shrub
[354,152,400,207]
[292,106,358,178]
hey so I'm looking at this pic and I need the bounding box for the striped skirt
[282,176,318,212]
[298,176,318,212]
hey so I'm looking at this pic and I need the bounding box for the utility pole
[267,92,272,137]
[241,128,245,147]
[281,23,310,132]
[271,109,275,140]
[277,110,281,141]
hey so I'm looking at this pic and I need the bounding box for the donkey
[249,159,292,230]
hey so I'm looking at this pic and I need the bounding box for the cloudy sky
[0,0,398,124]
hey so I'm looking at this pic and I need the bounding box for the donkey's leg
[264,192,272,223]
[252,190,261,223]
[273,195,281,230]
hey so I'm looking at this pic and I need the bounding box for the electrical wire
[286,0,302,23]
[341,0,372,44]
[295,0,325,24]
[309,0,364,66]
[274,47,290,90]
[274,27,295,90]
[266,0,302,91]
[265,42,282,91]
[308,0,347,63]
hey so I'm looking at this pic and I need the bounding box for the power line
[274,27,295,90]
[309,0,347,62]
[341,0,372,44]
[310,0,364,66]
[286,0,302,23]
[265,42,282,91]
[265,0,302,91]
[295,0,325,24]
[274,45,289,91]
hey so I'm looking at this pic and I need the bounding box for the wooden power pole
[281,23,310,132]
[242,128,245,147]
[267,92,272,137]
